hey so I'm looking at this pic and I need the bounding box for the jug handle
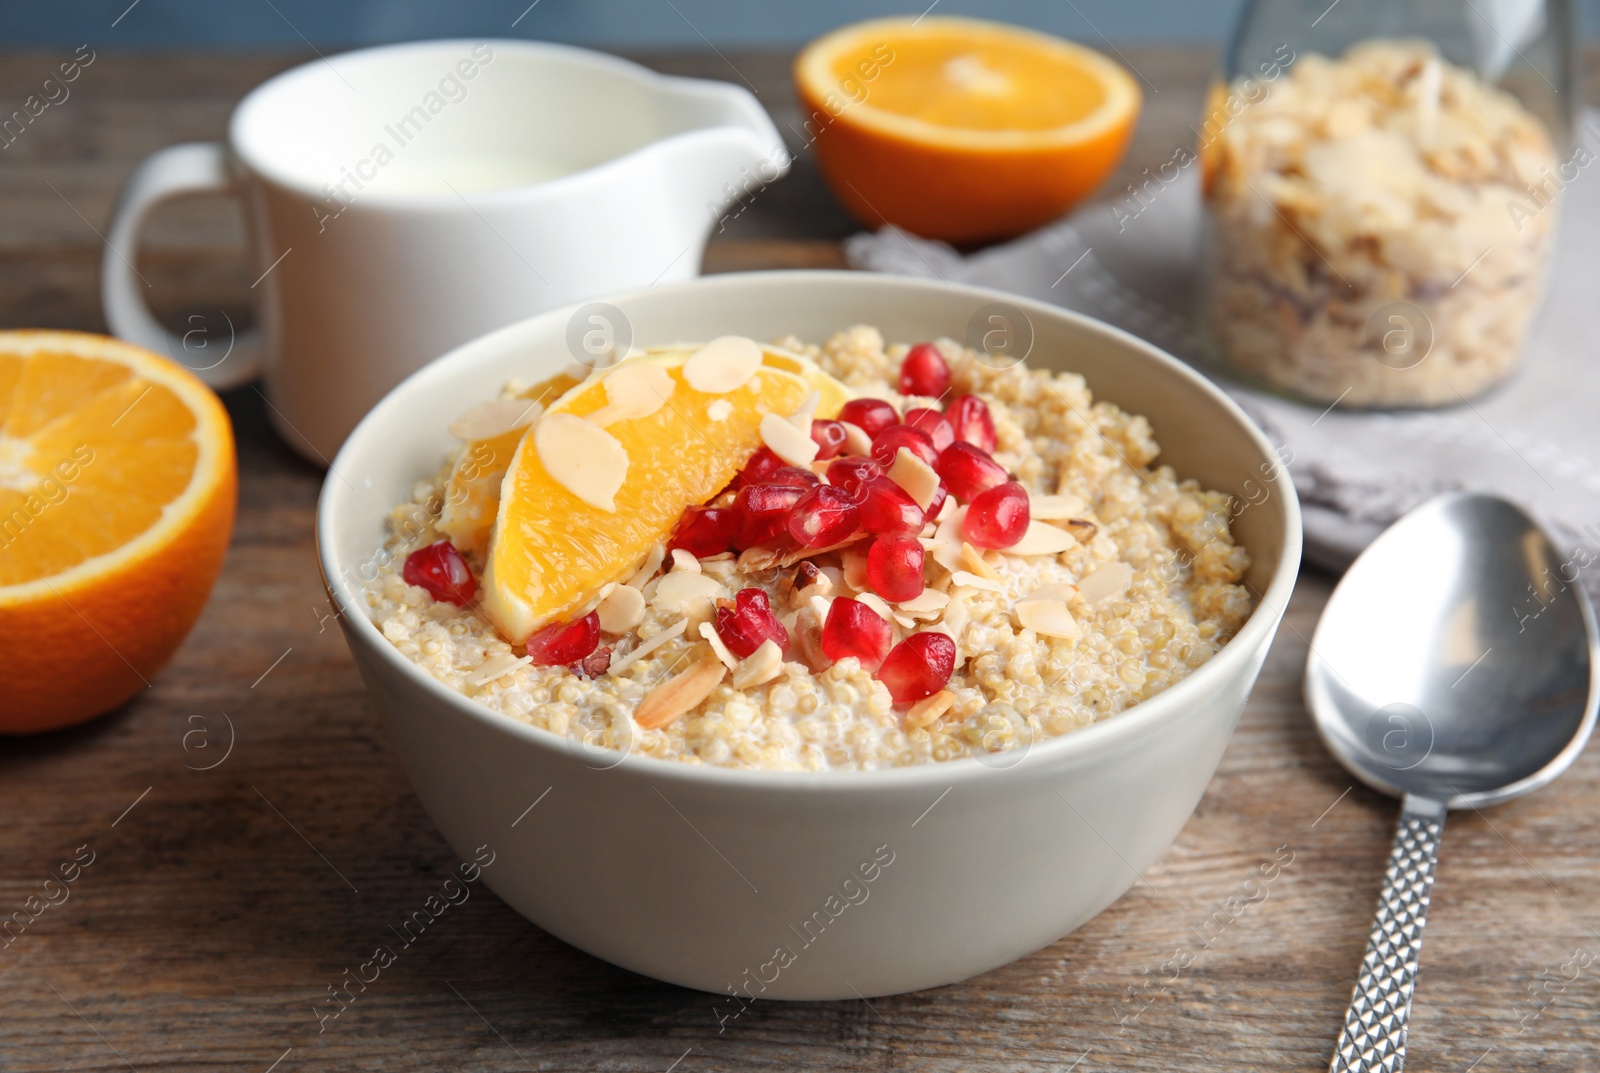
[102,142,264,390]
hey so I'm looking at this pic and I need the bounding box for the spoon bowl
[1306,492,1597,1073]
[1308,492,1599,807]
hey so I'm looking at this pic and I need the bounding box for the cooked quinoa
[364,327,1254,771]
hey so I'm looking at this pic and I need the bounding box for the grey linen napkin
[846,111,1600,588]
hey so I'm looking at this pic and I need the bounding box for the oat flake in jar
[1199,0,1576,407]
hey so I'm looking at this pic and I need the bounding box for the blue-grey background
[6,0,1598,48]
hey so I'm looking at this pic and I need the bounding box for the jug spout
[650,77,791,239]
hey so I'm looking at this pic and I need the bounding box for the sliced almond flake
[807,593,833,624]
[960,541,1004,582]
[796,572,834,603]
[731,638,784,690]
[684,335,762,394]
[596,584,646,634]
[700,551,735,562]
[887,448,939,510]
[935,495,957,521]
[951,570,1004,593]
[943,599,971,659]
[698,621,738,671]
[929,505,968,573]
[670,548,701,574]
[893,612,917,629]
[1007,520,1076,556]
[760,412,820,467]
[1016,599,1081,641]
[464,652,532,687]
[919,522,937,539]
[651,570,723,614]
[683,595,717,633]
[706,398,733,422]
[904,690,955,732]
[840,421,873,456]
[897,590,950,614]
[1029,493,1087,520]
[586,361,675,427]
[857,592,894,620]
[777,533,865,568]
[609,619,688,674]
[787,390,822,431]
[635,651,727,730]
[737,544,785,574]
[841,546,871,593]
[1028,582,1080,602]
[535,412,629,512]
[449,397,544,441]
[1063,519,1098,542]
[1078,561,1134,605]
[627,542,666,587]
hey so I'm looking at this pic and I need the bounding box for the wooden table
[3,45,1597,1073]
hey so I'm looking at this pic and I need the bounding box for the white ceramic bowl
[317,271,1301,1000]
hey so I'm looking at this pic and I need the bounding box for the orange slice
[443,347,849,561]
[437,369,581,559]
[795,16,1141,242]
[481,349,823,642]
[0,331,236,733]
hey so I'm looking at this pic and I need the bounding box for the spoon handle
[1328,795,1445,1073]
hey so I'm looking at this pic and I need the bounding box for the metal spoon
[1305,492,1598,1073]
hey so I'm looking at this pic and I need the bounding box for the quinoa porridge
[364,327,1253,771]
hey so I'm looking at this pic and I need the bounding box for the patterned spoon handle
[1328,794,1446,1073]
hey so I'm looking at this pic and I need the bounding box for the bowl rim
[317,269,1302,792]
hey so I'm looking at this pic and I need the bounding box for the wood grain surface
[2,45,1597,1073]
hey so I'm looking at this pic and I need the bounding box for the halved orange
[796,16,1142,243]
[481,350,831,643]
[0,331,236,733]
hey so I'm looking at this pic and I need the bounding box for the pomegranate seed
[403,540,477,606]
[826,456,883,498]
[879,632,957,706]
[715,587,789,658]
[946,394,996,454]
[771,465,821,489]
[859,476,925,535]
[732,484,803,548]
[899,342,951,398]
[935,442,1009,502]
[866,534,925,602]
[838,398,900,438]
[787,485,861,547]
[736,446,787,487]
[903,407,954,452]
[925,480,948,520]
[870,424,939,469]
[809,419,848,460]
[670,506,735,557]
[821,598,893,671]
[963,480,1031,548]
[525,612,601,666]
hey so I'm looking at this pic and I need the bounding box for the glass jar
[1198,0,1576,407]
